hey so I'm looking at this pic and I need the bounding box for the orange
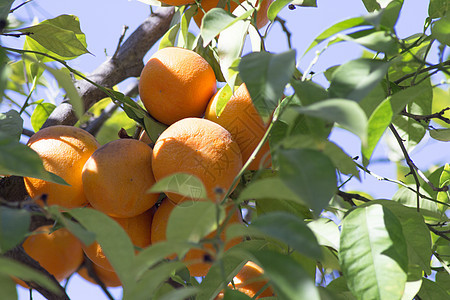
[139,47,216,125]
[82,210,153,271]
[151,118,242,203]
[159,0,194,5]
[82,138,159,218]
[193,0,273,29]
[151,198,243,277]
[18,225,83,285]
[23,125,100,208]
[205,84,271,170]
[216,261,274,299]
[77,262,121,287]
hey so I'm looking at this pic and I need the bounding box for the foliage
[0,0,450,299]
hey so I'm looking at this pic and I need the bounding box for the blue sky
[3,0,448,299]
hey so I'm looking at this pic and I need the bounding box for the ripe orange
[19,225,84,283]
[216,261,274,299]
[159,0,194,6]
[77,262,121,287]
[151,118,242,203]
[82,138,159,218]
[151,198,243,277]
[139,47,217,125]
[205,84,271,170]
[193,0,273,29]
[82,210,153,271]
[23,125,100,208]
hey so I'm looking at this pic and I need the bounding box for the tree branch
[401,107,450,125]
[42,6,175,128]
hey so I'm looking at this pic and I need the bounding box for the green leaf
[291,79,328,105]
[303,16,369,55]
[392,187,442,221]
[362,84,428,163]
[0,274,17,300]
[31,102,56,132]
[166,201,224,243]
[19,15,89,58]
[0,257,60,293]
[215,84,233,117]
[158,287,199,300]
[255,197,312,220]
[293,99,368,144]
[69,207,135,289]
[361,0,383,12]
[96,109,137,145]
[0,207,30,253]
[341,29,399,55]
[159,23,180,49]
[238,176,303,204]
[250,211,322,259]
[0,1,14,21]
[339,204,408,300]
[201,8,254,47]
[324,141,359,178]
[239,50,296,120]
[432,14,450,46]
[429,0,449,19]
[417,278,450,300]
[328,58,390,102]
[435,271,450,295]
[307,217,340,251]
[148,173,207,201]
[0,136,67,185]
[0,110,23,140]
[437,164,450,213]
[278,148,337,215]
[249,250,320,300]
[267,0,317,22]
[223,289,253,300]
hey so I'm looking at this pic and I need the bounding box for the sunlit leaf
[30,102,56,132]
[340,204,408,300]
[437,164,450,213]
[328,58,390,102]
[307,217,340,251]
[148,173,207,200]
[432,14,450,46]
[278,148,337,215]
[159,23,180,49]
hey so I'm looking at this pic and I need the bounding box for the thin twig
[1,32,33,37]
[83,257,115,300]
[274,16,292,49]
[9,0,34,13]
[337,190,371,206]
[428,225,450,242]
[389,124,421,212]
[401,107,450,125]
[394,60,450,85]
[112,25,129,60]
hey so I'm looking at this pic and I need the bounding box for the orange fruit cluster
[20,45,272,290]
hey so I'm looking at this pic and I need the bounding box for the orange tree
[0,0,450,299]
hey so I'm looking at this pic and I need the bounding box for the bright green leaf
[31,102,56,132]
[392,187,442,222]
[239,50,296,120]
[0,207,30,253]
[307,217,340,251]
[159,23,181,49]
[328,58,390,102]
[432,14,450,46]
[278,148,337,215]
[215,84,233,117]
[437,164,450,213]
[339,204,408,300]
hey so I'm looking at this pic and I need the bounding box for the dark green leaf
[69,207,135,289]
[325,277,355,300]
[379,0,403,30]
[0,1,14,20]
[328,58,390,102]
[0,207,30,253]
[339,204,408,300]
[158,287,199,300]
[0,136,67,185]
[19,15,89,58]
[0,274,17,299]
[250,211,321,259]
[361,0,382,12]
[291,79,328,105]
[249,250,320,300]
[435,271,450,295]
[293,99,368,143]
[31,102,56,132]
[166,200,224,243]
[239,50,296,120]
[0,110,23,140]
[278,148,337,215]
[148,173,207,201]
[342,30,399,54]
[0,48,10,103]
[238,176,303,204]
[432,14,450,46]
[429,0,449,19]
[417,278,450,300]
[255,197,313,220]
[323,141,359,178]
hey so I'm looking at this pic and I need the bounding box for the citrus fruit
[139,47,216,125]
[23,125,100,208]
[216,261,274,299]
[151,118,242,203]
[82,210,153,271]
[193,0,273,29]
[205,84,271,170]
[159,0,194,5]
[151,198,243,277]
[77,262,121,287]
[20,225,84,283]
[82,138,159,218]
